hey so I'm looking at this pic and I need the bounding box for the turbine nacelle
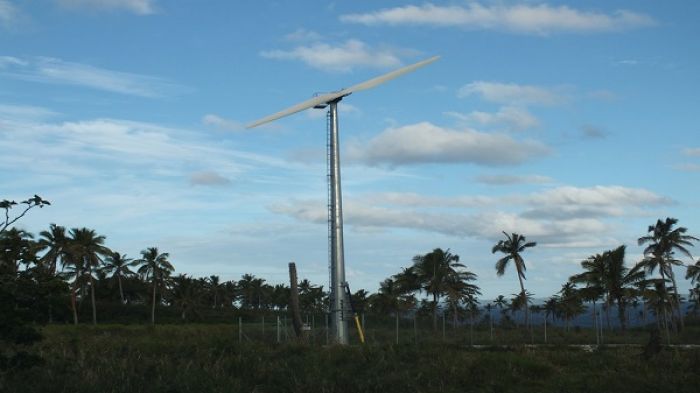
[246,56,439,129]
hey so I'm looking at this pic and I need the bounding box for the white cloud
[340,3,656,35]
[0,1,20,29]
[0,104,58,120]
[674,163,700,172]
[0,56,182,97]
[56,0,156,15]
[202,114,243,132]
[260,39,404,72]
[0,116,267,182]
[446,106,539,131]
[458,81,567,106]
[0,56,27,68]
[347,122,550,167]
[682,147,700,157]
[475,174,553,186]
[189,171,231,186]
[269,185,671,247]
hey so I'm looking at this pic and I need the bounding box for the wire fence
[232,312,700,346]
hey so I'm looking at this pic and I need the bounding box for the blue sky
[2,0,699,299]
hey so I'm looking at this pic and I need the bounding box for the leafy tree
[492,232,536,326]
[136,247,174,325]
[0,195,50,234]
[0,228,37,274]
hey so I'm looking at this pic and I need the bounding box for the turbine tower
[247,56,439,344]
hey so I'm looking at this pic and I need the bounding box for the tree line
[1,195,699,337]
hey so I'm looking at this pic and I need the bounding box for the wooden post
[288,262,305,342]
[238,317,242,343]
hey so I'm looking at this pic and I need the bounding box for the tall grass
[3,324,699,393]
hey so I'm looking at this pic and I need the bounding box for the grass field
[2,323,699,393]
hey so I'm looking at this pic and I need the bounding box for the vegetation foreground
[2,324,699,393]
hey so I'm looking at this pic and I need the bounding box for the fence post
[442,312,446,341]
[544,315,547,344]
[413,314,417,344]
[325,313,329,345]
[262,316,265,340]
[277,315,281,344]
[395,313,399,345]
[238,317,242,343]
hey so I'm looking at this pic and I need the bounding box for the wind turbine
[247,56,439,344]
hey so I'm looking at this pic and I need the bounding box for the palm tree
[38,223,68,275]
[369,278,415,315]
[69,227,111,325]
[207,275,225,308]
[102,252,135,304]
[170,274,203,321]
[136,247,174,325]
[543,296,559,326]
[492,232,536,326]
[570,252,605,331]
[557,282,585,333]
[603,245,643,330]
[638,217,698,330]
[442,268,481,328]
[411,248,471,330]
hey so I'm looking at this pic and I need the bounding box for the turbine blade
[246,55,440,129]
[342,56,440,95]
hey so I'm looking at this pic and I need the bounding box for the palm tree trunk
[659,269,677,332]
[151,278,157,325]
[592,301,597,344]
[90,275,97,325]
[617,297,626,331]
[432,293,438,331]
[452,304,458,329]
[516,272,528,327]
[118,273,125,304]
[71,284,78,325]
[667,268,684,331]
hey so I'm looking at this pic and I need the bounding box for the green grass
[2,324,699,393]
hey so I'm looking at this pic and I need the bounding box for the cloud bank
[0,56,181,97]
[340,3,656,35]
[56,0,157,15]
[260,39,405,72]
[347,122,550,167]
